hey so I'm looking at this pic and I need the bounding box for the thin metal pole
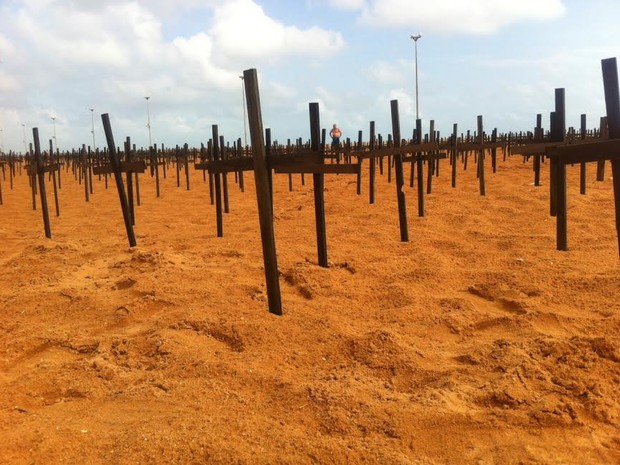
[22,123,27,154]
[90,108,96,150]
[410,34,422,120]
[51,117,57,152]
[145,96,152,148]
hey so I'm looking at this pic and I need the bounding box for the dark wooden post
[309,102,328,268]
[243,68,282,315]
[265,128,274,212]
[184,143,191,191]
[477,116,486,196]
[580,114,587,195]
[549,114,561,216]
[369,121,376,204]
[491,128,498,173]
[32,128,51,238]
[601,57,620,256]
[416,119,424,217]
[553,89,568,250]
[356,130,362,195]
[101,114,137,248]
[124,137,135,226]
[220,136,230,213]
[534,113,542,186]
[426,119,435,194]
[451,123,458,188]
[212,125,224,237]
[597,117,607,181]
[390,100,408,242]
[48,139,60,217]
[82,145,90,202]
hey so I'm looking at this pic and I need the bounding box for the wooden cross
[97,114,146,247]
[546,57,620,255]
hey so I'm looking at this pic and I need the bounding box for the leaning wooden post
[101,114,137,248]
[48,139,60,217]
[243,68,282,315]
[390,100,408,242]
[184,143,191,191]
[309,102,329,268]
[601,57,620,256]
[32,128,52,239]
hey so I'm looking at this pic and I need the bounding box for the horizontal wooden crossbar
[354,141,440,159]
[26,163,60,176]
[92,161,146,175]
[274,163,360,174]
[445,141,503,152]
[511,142,560,156]
[402,152,448,163]
[546,139,620,164]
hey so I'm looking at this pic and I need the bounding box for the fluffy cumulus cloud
[352,0,566,34]
[0,0,345,151]
[209,0,344,66]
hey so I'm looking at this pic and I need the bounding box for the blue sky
[1,0,619,153]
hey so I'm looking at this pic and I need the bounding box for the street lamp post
[90,108,96,150]
[22,123,27,154]
[239,75,248,149]
[145,96,152,148]
[410,34,422,120]
[0,128,4,154]
[51,116,57,152]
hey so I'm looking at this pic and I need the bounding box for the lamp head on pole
[410,33,422,42]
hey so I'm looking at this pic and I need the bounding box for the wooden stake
[243,68,282,315]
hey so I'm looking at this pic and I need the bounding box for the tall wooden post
[369,121,376,204]
[390,100,408,242]
[32,128,51,238]
[212,125,224,237]
[601,58,620,256]
[309,102,328,268]
[243,68,282,315]
[101,114,137,248]
[553,89,568,250]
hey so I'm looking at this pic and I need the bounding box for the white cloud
[327,0,366,10]
[209,0,345,66]
[0,0,345,151]
[356,0,566,34]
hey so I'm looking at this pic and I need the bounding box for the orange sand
[1,153,619,464]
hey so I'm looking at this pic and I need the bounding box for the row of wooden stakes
[3,59,620,315]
